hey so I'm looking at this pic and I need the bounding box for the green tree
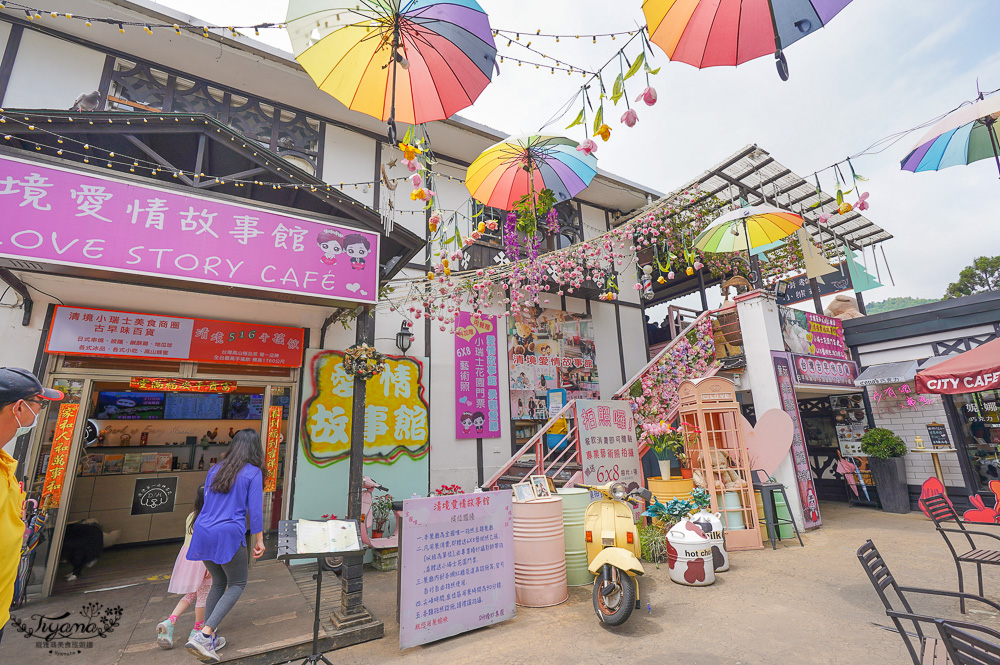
[866,297,938,314]
[945,256,1000,299]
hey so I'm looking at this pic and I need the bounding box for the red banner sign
[129,377,238,392]
[264,406,282,492]
[42,404,78,509]
[46,306,304,367]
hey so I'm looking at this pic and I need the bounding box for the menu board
[164,393,225,420]
[95,392,165,420]
[926,422,951,448]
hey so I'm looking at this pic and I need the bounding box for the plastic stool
[751,469,804,550]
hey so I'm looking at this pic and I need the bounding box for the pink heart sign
[740,409,794,477]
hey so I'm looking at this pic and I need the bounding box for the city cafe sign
[920,372,1000,394]
[0,154,379,304]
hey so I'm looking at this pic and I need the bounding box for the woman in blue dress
[184,429,265,662]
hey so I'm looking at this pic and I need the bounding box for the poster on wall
[778,307,847,360]
[130,476,178,515]
[398,491,515,649]
[508,307,599,421]
[790,354,859,387]
[454,312,501,439]
[576,400,642,487]
[771,352,822,528]
[294,349,430,524]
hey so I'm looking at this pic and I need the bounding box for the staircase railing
[482,400,580,491]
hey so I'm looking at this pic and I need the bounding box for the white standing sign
[577,400,642,487]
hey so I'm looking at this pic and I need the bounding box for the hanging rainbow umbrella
[465,135,598,210]
[695,205,803,260]
[901,93,1000,177]
[286,0,497,140]
[642,0,854,80]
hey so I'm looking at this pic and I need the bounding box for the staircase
[482,310,721,490]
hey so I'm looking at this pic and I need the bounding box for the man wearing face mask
[0,368,62,642]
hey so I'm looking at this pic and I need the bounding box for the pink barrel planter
[513,497,568,607]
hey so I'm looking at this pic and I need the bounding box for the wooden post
[809,277,824,315]
[346,306,373,521]
[697,269,709,311]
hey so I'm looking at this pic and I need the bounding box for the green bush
[860,427,908,459]
[638,522,668,566]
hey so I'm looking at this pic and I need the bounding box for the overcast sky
[155,0,1000,304]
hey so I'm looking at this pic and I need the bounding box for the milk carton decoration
[689,487,728,572]
[666,518,716,587]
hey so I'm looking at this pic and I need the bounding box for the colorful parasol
[286,0,496,140]
[465,135,598,210]
[694,205,803,254]
[642,0,854,79]
[901,93,1000,177]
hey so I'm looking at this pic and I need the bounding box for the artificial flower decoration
[410,173,422,188]
[838,201,853,214]
[685,266,694,276]
[817,212,833,224]
[402,158,420,172]
[399,142,422,161]
[657,276,666,284]
[668,270,675,280]
[576,138,598,156]
[855,192,870,211]
[621,108,638,127]
[595,123,612,141]
[636,86,657,106]
[693,261,704,270]
[410,187,427,201]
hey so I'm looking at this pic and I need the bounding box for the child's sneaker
[184,630,220,663]
[155,619,174,649]
[189,630,225,650]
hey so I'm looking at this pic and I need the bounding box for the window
[953,390,1000,490]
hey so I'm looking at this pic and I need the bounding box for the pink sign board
[399,491,514,649]
[454,312,501,439]
[0,154,379,303]
[790,353,859,387]
[772,353,822,528]
[577,400,642,487]
[779,307,847,360]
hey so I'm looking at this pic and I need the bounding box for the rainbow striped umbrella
[694,205,803,254]
[901,93,1000,177]
[642,0,854,79]
[286,0,496,137]
[465,135,598,210]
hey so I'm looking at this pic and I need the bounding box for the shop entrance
[23,355,297,598]
[797,390,874,508]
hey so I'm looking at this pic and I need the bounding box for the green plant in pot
[371,493,394,538]
[860,427,910,514]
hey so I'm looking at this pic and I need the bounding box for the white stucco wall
[3,29,105,110]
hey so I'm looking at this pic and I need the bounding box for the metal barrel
[648,477,695,504]
[556,488,592,586]
[513,497,568,607]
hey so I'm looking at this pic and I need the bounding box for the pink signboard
[577,400,642,487]
[0,154,379,303]
[455,311,501,439]
[399,491,514,649]
[46,305,305,367]
[772,352,822,528]
[779,307,847,360]
[790,353,859,387]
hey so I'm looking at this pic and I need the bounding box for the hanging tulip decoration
[621,108,638,127]
[636,87,657,106]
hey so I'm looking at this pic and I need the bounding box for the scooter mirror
[637,488,653,502]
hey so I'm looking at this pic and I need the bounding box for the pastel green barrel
[513,497,568,607]
[556,488,592,586]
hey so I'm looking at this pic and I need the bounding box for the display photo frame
[512,481,536,503]
[529,475,554,498]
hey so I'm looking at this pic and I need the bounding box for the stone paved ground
[327,502,1000,665]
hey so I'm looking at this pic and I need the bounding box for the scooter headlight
[610,482,628,500]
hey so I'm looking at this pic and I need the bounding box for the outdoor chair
[857,540,1000,665]
[935,620,1000,665]
[921,494,1000,613]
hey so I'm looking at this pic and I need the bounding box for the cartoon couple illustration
[461,411,486,434]
[316,229,371,270]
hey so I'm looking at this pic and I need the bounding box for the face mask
[14,401,41,437]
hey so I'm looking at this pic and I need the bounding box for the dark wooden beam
[123,133,195,186]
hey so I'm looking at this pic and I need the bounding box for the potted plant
[370,493,394,538]
[860,427,910,514]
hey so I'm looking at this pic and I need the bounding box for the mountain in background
[866,297,939,314]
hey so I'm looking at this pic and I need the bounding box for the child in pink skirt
[156,486,225,651]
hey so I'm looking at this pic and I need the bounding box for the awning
[854,360,918,386]
[916,338,1000,394]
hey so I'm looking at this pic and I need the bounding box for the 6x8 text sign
[0,154,379,304]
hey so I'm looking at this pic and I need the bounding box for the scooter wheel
[592,567,635,626]
[321,556,344,575]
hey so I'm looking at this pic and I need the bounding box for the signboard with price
[398,491,514,649]
[46,306,304,367]
[576,400,642,487]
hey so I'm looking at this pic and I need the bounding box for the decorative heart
[470,318,494,335]
[740,409,794,477]
[346,283,361,293]
[458,396,468,404]
[455,325,477,342]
